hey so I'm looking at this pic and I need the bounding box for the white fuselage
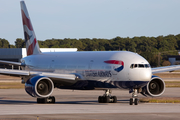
[21,51,152,84]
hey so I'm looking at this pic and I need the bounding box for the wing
[0,60,75,80]
[152,65,180,74]
[0,68,76,80]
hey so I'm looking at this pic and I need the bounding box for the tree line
[1,34,180,67]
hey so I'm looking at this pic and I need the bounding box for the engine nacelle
[142,75,165,97]
[25,76,54,97]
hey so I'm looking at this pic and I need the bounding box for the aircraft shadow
[55,99,129,104]
[0,99,36,104]
[0,99,129,105]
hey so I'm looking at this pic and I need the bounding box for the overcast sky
[1,0,180,45]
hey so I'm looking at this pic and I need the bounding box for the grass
[140,97,180,103]
[0,82,24,89]
[165,81,180,87]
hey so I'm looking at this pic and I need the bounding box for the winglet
[20,1,41,56]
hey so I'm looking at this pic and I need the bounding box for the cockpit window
[145,64,150,68]
[130,64,134,68]
[139,64,144,68]
[134,64,138,68]
[130,64,150,69]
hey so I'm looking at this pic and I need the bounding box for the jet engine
[25,76,54,97]
[142,75,165,97]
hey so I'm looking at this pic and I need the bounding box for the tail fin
[20,1,41,56]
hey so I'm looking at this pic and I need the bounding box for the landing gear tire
[129,98,133,105]
[98,96,103,103]
[129,98,139,105]
[37,98,47,104]
[98,96,110,103]
[111,96,117,103]
[98,89,117,103]
[134,98,139,105]
[37,96,55,104]
[104,96,110,103]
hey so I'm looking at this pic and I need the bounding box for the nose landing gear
[98,89,117,103]
[129,89,139,105]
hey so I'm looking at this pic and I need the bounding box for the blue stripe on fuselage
[56,80,148,90]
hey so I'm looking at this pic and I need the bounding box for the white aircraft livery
[0,1,180,105]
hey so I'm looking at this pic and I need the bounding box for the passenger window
[138,64,144,68]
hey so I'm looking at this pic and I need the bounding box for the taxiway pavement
[0,88,180,120]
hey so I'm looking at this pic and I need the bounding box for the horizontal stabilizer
[0,60,22,66]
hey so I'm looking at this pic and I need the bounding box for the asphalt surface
[0,88,180,120]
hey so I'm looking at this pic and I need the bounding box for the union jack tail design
[20,1,41,56]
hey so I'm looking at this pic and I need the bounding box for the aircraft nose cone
[140,69,152,81]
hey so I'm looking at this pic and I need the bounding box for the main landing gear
[37,96,55,104]
[129,89,139,105]
[98,89,117,103]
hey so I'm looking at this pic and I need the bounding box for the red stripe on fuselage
[104,60,124,66]
[21,10,33,31]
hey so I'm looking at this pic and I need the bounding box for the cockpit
[130,64,150,69]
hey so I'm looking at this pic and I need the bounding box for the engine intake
[142,75,165,97]
[25,76,54,97]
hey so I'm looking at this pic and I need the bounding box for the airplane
[0,1,180,105]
